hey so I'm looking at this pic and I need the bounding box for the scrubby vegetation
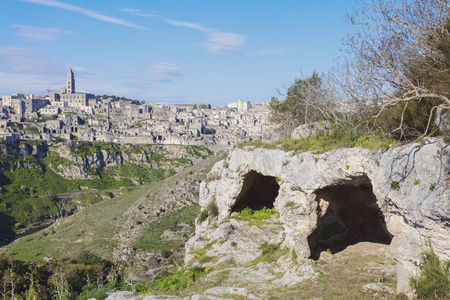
[0,141,209,239]
[0,252,122,300]
[410,243,450,299]
[266,0,450,150]
[135,204,200,251]
[233,207,278,221]
[147,265,208,292]
[0,159,135,235]
[197,199,219,223]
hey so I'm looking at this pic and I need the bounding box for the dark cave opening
[308,182,392,260]
[231,170,280,213]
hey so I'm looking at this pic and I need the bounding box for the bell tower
[67,68,75,94]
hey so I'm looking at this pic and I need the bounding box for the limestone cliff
[48,143,211,180]
[190,138,450,293]
[0,141,212,181]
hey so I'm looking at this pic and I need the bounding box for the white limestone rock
[189,138,450,293]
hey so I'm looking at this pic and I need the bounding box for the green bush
[198,210,209,223]
[391,181,400,190]
[148,265,206,291]
[259,241,279,256]
[198,199,219,223]
[235,207,278,221]
[410,242,450,299]
[206,200,219,217]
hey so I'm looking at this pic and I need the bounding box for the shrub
[429,183,436,191]
[206,200,219,217]
[135,204,200,251]
[291,249,298,260]
[198,199,219,223]
[148,265,206,291]
[235,207,278,221]
[409,242,450,299]
[285,201,295,208]
[198,255,214,264]
[391,180,400,190]
[259,242,279,256]
[198,210,208,223]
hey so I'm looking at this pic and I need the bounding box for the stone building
[228,99,251,112]
[56,68,95,107]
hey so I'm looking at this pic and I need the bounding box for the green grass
[147,265,207,292]
[2,152,221,264]
[0,162,138,232]
[241,129,394,153]
[4,186,150,261]
[135,204,200,251]
[0,156,181,232]
[251,243,288,265]
[105,164,174,185]
[71,191,114,206]
[0,157,136,197]
[232,207,278,221]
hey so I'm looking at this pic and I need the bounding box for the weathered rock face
[194,138,450,293]
[0,142,48,158]
[0,141,212,181]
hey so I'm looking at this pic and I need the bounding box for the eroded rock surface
[190,138,450,292]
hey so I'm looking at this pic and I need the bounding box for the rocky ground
[107,215,399,300]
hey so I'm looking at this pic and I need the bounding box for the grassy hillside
[2,154,221,262]
[0,142,212,238]
[4,186,148,261]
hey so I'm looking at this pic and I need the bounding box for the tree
[198,104,211,109]
[269,72,338,138]
[341,0,450,138]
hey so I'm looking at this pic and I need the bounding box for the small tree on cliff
[269,72,339,138]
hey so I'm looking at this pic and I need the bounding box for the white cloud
[0,47,66,76]
[18,0,146,30]
[0,47,63,94]
[122,8,246,54]
[255,49,288,56]
[120,8,159,18]
[11,24,75,42]
[165,19,212,32]
[142,62,183,82]
[206,32,246,55]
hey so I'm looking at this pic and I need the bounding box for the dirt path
[38,184,149,199]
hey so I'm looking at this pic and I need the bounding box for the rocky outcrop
[192,138,450,293]
[290,122,328,140]
[436,108,450,133]
[0,142,48,158]
[0,141,213,180]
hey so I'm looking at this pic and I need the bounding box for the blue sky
[0,0,357,105]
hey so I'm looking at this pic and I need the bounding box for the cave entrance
[308,181,392,260]
[231,170,280,213]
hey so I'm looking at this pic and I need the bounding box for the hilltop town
[0,69,272,145]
